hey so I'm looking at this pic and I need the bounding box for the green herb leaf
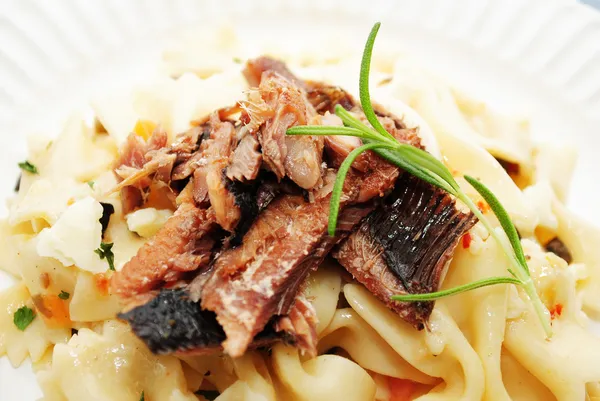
[139,391,145,401]
[391,277,522,302]
[286,125,367,138]
[358,23,396,143]
[334,104,372,131]
[58,290,70,300]
[87,181,95,189]
[94,242,115,271]
[328,142,395,236]
[464,175,529,272]
[284,22,552,338]
[13,306,35,331]
[18,160,38,174]
[372,147,456,195]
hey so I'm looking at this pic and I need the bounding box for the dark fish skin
[224,175,260,247]
[545,237,573,264]
[224,173,304,247]
[334,174,477,329]
[118,289,293,355]
[14,173,21,193]
[99,202,115,239]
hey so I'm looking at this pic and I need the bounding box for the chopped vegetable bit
[94,273,110,296]
[18,160,38,174]
[13,306,36,331]
[94,242,115,271]
[32,294,70,327]
[550,303,563,320]
[139,391,145,401]
[133,120,156,140]
[87,181,95,189]
[232,57,243,64]
[462,232,472,249]
[476,200,490,214]
[58,290,70,300]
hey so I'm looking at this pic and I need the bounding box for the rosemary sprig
[286,22,552,337]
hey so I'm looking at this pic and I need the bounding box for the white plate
[1,0,600,400]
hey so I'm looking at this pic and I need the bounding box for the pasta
[1,27,599,401]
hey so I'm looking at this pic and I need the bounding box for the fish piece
[273,294,318,358]
[255,71,323,189]
[243,59,325,190]
[243,56,304,88]
[119,288,305,356]
[190,113,240,231]
[171,125,211,181]
[305,81,356,114]
[324,134,368,171]
[201,174,374,357]
[111,203,219,299]
[113,128,170,188]
[113,127,183,213]
[120,186,144,215]
[283,133,324,190]
[333,174,477,329]
[201,79,427,356]
[226,133,263,182]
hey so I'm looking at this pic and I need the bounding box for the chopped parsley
[195,390,219,400]
[13,306,35,331]
[18,160,38,174]
[139,391,145,401]
[94,242,115,271]
[87,181,95,189]
[58,290,70,300]
[232,57,242,64]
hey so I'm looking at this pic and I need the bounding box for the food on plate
[1,22,599,401]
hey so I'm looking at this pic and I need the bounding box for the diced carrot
[462,232,472,249]
[33,294,70,327]
[550,304,563,320]
[388,377,417,401]
[133,120,157,141]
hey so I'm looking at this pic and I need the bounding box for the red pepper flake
[94,273,110,296]
[550,303,563,320]
[462,232,472,249]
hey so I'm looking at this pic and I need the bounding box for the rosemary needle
[286,22,552,338]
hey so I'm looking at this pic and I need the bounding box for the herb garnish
[13,306,36,331]
[286,22,552,338]
[94,242,115,271]
[18,160,38,174]
[87,181,95,189]
[139,391,145,401]
[58,290,70,300]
